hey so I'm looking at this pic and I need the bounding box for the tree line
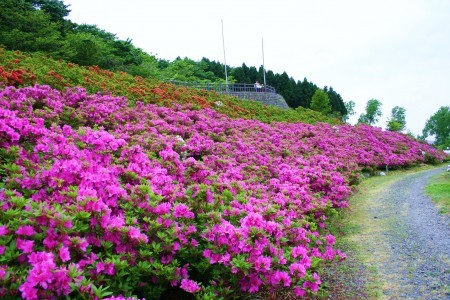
[354,99,449,150]
[0,0,348,117]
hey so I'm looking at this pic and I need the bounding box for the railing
[167,80,276,94]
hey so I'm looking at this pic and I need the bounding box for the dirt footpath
[354,166,450,299]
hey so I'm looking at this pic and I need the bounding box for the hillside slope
[0,48,339,125]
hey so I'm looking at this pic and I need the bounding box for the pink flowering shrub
[0,85,444,299]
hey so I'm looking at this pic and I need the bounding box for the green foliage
[310,89,332,115]
[342,100,356,123]
[422,106,450,149]
[323,86,347,116]
[425,171,450,215]
[386,106,406,132]
[25,0,71,21]
[386,120,403,132]
[230,63,258,84]
[358,99,382,126]
[0,0,64,55]
[63,32,103,66]
[162,57,223,82]
[0,146,20,188]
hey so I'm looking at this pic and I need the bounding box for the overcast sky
[64,0,450,136]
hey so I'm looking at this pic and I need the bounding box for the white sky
[64,0,450,136]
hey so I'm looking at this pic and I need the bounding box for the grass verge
[425,169,450,215]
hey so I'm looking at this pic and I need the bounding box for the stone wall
[223,92,290,109]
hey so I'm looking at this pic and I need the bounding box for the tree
[342,100,356,123]
[298,78,318,108]
[422,106,450,149]
[358,99,382,125]
[386,106,406,132]
[0,0,64,54]
[26,0,70,22]
[310,89,331,115]
[324,86,347,116]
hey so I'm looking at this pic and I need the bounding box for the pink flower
[104,263,115,275]
[59,246,70,262]
[0,225,9,236]
[128,226,148,243]
[293,286,306,297]
[253,256,271,271]
[71,237,89,252]
[16,238,34,253]
[19,282,38,300]
[53,269,71,296]
[324,234,335,245]
[291,245,307,258]
[173,203,194,219]
[302,272,322,292]
[96,262,105,273]
[154,202,172,215]
[180,279,201,293]
[15,225,36,236]
[23,252,56,291]
[270,271,291,287]
[248,274,262,293]
[0,265,7,280]
[289,263,306,277]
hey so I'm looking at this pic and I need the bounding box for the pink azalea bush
[0,85,444,299]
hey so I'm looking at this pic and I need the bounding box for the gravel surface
[363,166,450,299]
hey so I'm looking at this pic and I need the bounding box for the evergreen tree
[324,86,347,116]
[200,58,226,80]
[25,0,70,22]
[0,0,64,54]
[299,78,318,108]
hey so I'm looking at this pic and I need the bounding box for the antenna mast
[262,38,266,89]
[221,20,228,88]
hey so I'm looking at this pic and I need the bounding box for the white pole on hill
[221,20,228,91]
[262,38,266,90]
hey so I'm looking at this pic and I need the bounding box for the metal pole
[221,20,228,91]
[262,38,266,91]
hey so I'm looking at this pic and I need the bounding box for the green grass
[425,169,450,215]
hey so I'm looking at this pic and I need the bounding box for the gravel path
[363,166,450,299]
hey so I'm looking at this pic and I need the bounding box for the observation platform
[167,81,289,109]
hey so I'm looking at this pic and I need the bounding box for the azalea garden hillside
[0,80,446,299]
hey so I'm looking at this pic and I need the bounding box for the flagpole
[262,38,266,90]
[221,20,228,90]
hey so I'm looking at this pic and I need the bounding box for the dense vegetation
[0,0,347,117]
[0,84,445,299]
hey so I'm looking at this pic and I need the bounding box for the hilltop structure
[168,81,289,109]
